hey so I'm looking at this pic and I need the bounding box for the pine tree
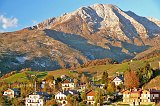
[101,71,108,85]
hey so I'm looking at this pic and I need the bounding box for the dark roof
[57,90,79,96]
[35,92,52,100]
[63,91,70,96]
[113,75,124,81]
[93,84,104,87]
[69,90,79,95]
[62,78,74,83]
[11,88,20,92]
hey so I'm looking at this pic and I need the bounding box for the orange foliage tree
[124,70,140,89]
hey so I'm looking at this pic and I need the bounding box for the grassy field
[48,56,160,78]
[144,76,160,89]
[0,71,48,83]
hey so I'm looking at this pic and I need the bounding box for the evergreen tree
[107,82,116,95]
[80,92,86,101]
[101,71,108,84]
[94,88,104,105]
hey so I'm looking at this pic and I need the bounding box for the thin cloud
[0,29,5,33]
[32,20,38,25]
[0,15,18,29]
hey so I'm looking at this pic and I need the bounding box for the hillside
[0,4,160,74]
[1,55,159,83]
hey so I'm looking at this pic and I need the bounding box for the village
[1,62,160,106]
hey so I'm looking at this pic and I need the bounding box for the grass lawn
[48,56,160,78]
[1,71,48,83]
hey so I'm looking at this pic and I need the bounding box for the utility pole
[32,71,38,93]
[159,61,160,70]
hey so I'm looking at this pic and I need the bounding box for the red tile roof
[63,79,71,83]
[87,90,95,96]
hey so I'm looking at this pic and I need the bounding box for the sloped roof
[87,90,95,96]
[113,75,124,81]
[69,90,79,95]
[62,78,74,83]
[56,90,79,96]
[36,92,52,100]
[63,79,71,83]
[10,88,20,92]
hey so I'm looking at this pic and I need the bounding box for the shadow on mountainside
[113,8,145,45]
[0,50,62,74]
[44,29,150,62]
[126,11,160,37]
[44,29,118,60]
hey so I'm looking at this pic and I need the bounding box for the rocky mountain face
[0,4,160,73]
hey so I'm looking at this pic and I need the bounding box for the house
[36,92,52,100]
[55,90,79,105]
[92,84,104,89]
[129,89,142,106]
[25,92,51,106]
[112,76,124,86]
[144,89,160,103]
[123,88,160,106]
[123,89,143,105]
[86,90,95,105]
[55,91,69,105]
[62,79,74,91]
[3,88,20,98]
[79,82,87,90]
[25,93,44,106]
[122,90,130,103]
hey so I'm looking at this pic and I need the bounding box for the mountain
[0,4,160,73]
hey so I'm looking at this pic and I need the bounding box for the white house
[62,79,74,91]
[112,76,124,86]
[25,93,44,106]
[3,88,20,98]
[55,90,79,105]
[55,91,68,105]
[87,90,95,105]
[25,92,51,106]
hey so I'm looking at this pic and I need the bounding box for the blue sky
[0,0,160,32]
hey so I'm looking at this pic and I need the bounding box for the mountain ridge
[0,4,160,73]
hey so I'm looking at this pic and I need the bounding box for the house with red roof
[86,90,95,105]
[62,79,74,91]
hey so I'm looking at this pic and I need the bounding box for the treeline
[80,58,117,68]
[137,50,160,60]
[0,68,32,79]
[0,71,17,79]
